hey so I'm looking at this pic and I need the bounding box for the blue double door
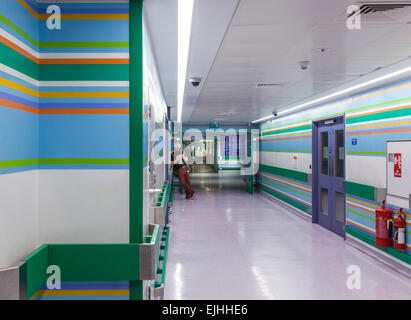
[316,117,346,237]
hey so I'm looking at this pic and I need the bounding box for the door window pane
[335,191,345,223]
[320,132,328,175]
[320,188,328,216]
[335,129,344,178]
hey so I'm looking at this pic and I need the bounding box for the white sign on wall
[386,140,411,209]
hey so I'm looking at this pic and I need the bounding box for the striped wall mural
[256,168,312,216]
[258,78,411,257]
[0,0,131,173]
[0,0,39,174]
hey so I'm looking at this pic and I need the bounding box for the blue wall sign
[351,138,358,145]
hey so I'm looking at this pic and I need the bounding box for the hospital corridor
[0,0,410,307]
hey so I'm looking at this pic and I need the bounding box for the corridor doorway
[183,139,217,173]
[312,116,346,238]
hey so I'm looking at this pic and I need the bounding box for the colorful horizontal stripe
[19,0,129,20]
[256,167,312,214]
[31,281,130,300]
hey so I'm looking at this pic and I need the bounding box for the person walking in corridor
[171,144,196,200]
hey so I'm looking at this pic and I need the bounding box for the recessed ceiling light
[177,0,195,122]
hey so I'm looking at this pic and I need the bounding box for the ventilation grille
[354,3,411,15]
[348,2,411,21]
[256,83,283,88]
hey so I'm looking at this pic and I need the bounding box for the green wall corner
[129,0,144,300]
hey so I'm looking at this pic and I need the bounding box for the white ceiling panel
[145,0,411,124]
[188,0,411,123]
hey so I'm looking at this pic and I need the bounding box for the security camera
[299,61,310,70]
[272,111,278,117]
[189,77,201,87]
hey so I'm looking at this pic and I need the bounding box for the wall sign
[351,138,357,145]
[394,153,402,178]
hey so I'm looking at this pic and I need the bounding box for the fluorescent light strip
[252,65,411,124]
[177,0,194,122]
[252,114,274,124]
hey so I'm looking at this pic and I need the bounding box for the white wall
[0,171,39,269]
[260,151,312,174]
[346,155,386,188]
[38,170,129,244]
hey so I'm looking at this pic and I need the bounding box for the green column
[129,0,144,300]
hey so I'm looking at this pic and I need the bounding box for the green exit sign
[209,123,219,129]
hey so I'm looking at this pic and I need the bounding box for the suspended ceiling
[145,0,411,123]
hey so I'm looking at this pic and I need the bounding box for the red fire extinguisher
[393,209,406,250]
[375,200,393,247]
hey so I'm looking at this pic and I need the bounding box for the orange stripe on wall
[0,98,39,113]
[347,202,375,214]
[39,59,129,65]
[39,109,129,115]
[347,219,375,235]
[0,100,129,115]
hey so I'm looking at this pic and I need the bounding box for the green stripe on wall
[261,97,411,133]
[347,104,411,124]
[0,42,38,79]
[257,184,310,214]
[346,208,375,221]
[345,181,375,201]
[0,159,39,168]
[40,64,129,81]
[39,158,129,165]
[259,164,308,183]
[346,225,411,264]
[0,14,39,47]
[48,244,140,281]
[0,41,128,81]
[0,158,129,168]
